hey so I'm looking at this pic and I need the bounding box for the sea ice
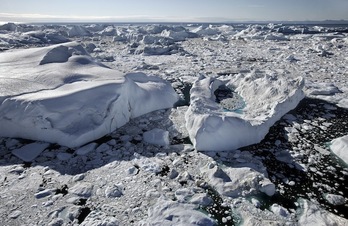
[185,72,305,151]
[139,198,216,226]
[330,135,348,164]
[0,42,178,148]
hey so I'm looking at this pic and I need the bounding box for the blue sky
[0,0,347,22]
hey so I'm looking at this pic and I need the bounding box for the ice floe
[0,42,178,147]
[186,71,305,151]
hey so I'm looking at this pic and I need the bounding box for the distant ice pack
[0,42,178,148]
[186,72,305,151]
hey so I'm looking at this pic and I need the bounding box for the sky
[0,0,348,23]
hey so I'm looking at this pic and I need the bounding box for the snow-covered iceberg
[185,72,305,151]
[0,42,178,148]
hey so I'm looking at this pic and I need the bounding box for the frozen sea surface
[0,22,347,225]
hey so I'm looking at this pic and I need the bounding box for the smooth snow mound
[330,135,348,164]
[0,42,178,148]
[186,72,304,151]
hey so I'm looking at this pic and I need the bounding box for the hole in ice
[214,84,245,113]
[77,206,91,224]
[174,82,192,107]
[55,184,69,196]
[76,198,87,206]
[156,165,170,177]
[203,186,240,225]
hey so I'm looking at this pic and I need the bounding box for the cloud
[0,12,228,23]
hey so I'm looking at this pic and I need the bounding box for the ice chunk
[297,198,348,226]
[259,179,276,196]
[75,143,97,156]
[12,143,50,162]
[161,30,198,42]
[0,43,178,148]
[305,81,341,96]
[324,194,345,206]
[139,198,216,226]
[67,25,91,37]
[200,163,275,197]
[192,25,220,36]
[270,204,289,217]
[69,182,94,198]
[330,135,348,164]
[186,73,304,151]
[105,184,124,198]
[143,128,170,146]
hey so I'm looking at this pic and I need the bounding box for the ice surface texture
[186,72,305,151]
[0,42,178,148]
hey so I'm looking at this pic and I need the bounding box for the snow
[330,135,348,164]
[186,72,305,151]
[0,42,178,148]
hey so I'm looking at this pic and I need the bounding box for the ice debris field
[0,22,347,225]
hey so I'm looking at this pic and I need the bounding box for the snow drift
[0,42,178,148]
[185,72,305,151]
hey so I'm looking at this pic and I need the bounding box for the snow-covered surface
[330,135,348,164]
[297,199,348,226]
[186,73,304,151]
[0,42,178,148]
[0,22,347,225]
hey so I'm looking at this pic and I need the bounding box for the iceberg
[185,72,305,151]
[0,42,178,148]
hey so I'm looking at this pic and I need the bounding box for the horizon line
[2,19,348,25]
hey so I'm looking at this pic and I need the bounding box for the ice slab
[330,135,348,164]
[12,143,50,162]
[0,42,178,148]
[186,72,304,151]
